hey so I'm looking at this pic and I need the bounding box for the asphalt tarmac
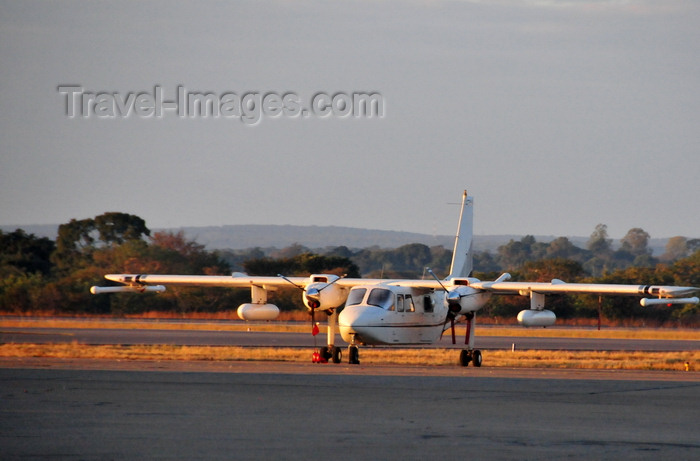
[2,327,698,351]
[2,323,699,459]
[1,363,699,460]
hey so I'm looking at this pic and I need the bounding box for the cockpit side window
[346,288,367,306]
[396,294,404,312]
[424,295,433,313]
[367,288,395,310]
[405,295,415,312]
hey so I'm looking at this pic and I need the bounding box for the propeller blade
[277,274,306,292]
[316,274,347,292]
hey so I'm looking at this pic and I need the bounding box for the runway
[2,326,698,351]
[2,323,699,459]
[1,364,698,460]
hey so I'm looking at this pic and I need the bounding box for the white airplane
[91,191,699,366]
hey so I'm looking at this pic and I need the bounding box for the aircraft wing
[98,273,309,289]
[89,274,305,297]
[93,274,443,291]
[469,279,699,306]
[91,273,698,310]
[90,273,448,317]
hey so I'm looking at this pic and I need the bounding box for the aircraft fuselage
[338,284,489,345]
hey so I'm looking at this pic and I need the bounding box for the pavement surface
[2,322,698,459]
[1,363,698,460]
[2,327,698,351]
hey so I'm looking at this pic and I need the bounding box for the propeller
[277,274,318,336]
[427,268,459,345]
[277,274,346,337]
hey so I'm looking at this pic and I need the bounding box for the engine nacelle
[237,303,280,321]
[303,275,347,311]
[445,285,487,315]
[517,309,556,327]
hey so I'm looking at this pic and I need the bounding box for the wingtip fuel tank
[90,285,166,294]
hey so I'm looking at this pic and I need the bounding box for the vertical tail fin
[448,191,474,279]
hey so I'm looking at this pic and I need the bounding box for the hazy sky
[1,0,698,239]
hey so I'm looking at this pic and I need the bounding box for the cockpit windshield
[367,288,395,310]
[346,288,367,306]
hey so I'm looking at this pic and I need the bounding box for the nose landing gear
[348,345,360,365]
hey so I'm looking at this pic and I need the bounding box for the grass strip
[1,318,699,341]
[1,343,698,371]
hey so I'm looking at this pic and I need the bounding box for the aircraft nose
[339,305,384,343]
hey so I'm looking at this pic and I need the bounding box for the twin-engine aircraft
[91,191,698,366]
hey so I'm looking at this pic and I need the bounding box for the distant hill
[140,226,671,256]
[174,224,454,251]
[0,223,677,255]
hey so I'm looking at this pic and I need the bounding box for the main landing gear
[312,345,359,364]
[311,309,346,364]
[459,349,482,367]
[313,346,343,364]
[458,312,482,367]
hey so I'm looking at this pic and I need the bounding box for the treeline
[0,213,358,315]
[1,213,698,324]
[220,224,699,279]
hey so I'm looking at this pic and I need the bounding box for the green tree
[687,239,700,253]
[669,248,700,287]
[0,273,47,312]
[660,236,688,262]
[497,235,547,270]
[0,229,55,276]
[53,212,150,271]
[473,251,501,273]
[587,224,612,254]
[52,218,97,270]
[583,224,617,276]
[94,212,150,245]
[545,237,590,262]
[244,252,359,278]
[619,227,652,257]
[490,259,585,319]
[588,265,676,323]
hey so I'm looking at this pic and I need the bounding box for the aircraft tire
[348,345,360,365]
[332,346,342,364]
[459,349,471,367]
[472,350,482,367]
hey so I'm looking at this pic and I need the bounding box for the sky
[1,0,698,240]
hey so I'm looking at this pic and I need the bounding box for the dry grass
[475,327,700,341]
[1,343,698,371]
[7,310,695,326]
[2,316,698,341]
[0,318,306,333]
